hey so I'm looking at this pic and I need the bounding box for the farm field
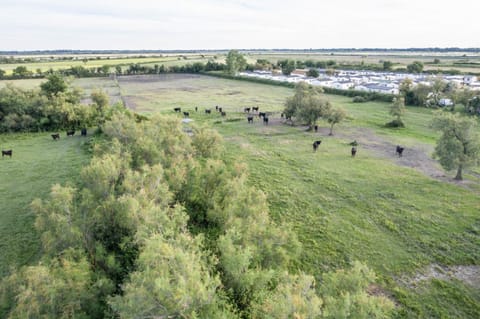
[0,132,91,276]
[0,54,217,75]
[114,74,480,317]
[0,74,479,317]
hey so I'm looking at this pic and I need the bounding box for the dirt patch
[397,264,480,289]
[367,284,399,306]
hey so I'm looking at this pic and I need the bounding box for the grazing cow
[314,125,318,132]
[51,133,60,140]
[313,140,322,152]
[396,145,404,157]
[263,117,269,125]
[252,106,259,112]
[247,116,254,123]
[195,106,198,112]
[81,128,87,136]
[183,111,190,118]
[349,140,358,146]
[244,107,251,113]
[281,112,284,118]
[259,112,266,118]
[215,105,219,110]
[351,147,357,157]
[221,111,226,117]
[205,109,211,114]
[218,107,223,113]
[2,150,12,158]
[174,107,181,112]
[66,130,75,137]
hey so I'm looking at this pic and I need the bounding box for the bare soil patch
[397,264,480,289]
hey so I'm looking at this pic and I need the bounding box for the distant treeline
[1,47,480,55]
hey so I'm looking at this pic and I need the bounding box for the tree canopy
[225,50,247,75]
[432,112,480,180]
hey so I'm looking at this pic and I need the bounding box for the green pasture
[0,133,91,276]
[0,74,479,317]
[116,74,480,317]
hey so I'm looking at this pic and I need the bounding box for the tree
[40,74,68,97]
[225,50,247,75]
[307,68,319,78]
[407,61,424,73]
[383,61,393,71]
[0,69,5,79]
[431,112,480,180]
[327,107,347,135]
[387,97,406,127]
[279,59,296,75]
[12,66,32,77]
[433,58,441,64]
[284,82,331,130]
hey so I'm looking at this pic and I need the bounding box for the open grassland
[0,74,479,317]
[0,133,91,276]
[0,54,217,75]
[115,74,480,317]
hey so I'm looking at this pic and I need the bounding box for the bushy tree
[432,112,480,180]
[327,107,347,135]
[40,74,68,97]
[284,82,331,130]
[225,50,247,75]
[279,59,296,75]
[407,61,424,73]
[307,68,320,78]
[386,97,406,127]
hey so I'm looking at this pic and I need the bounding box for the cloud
[0,0,479,50]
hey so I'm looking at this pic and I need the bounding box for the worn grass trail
[0,133,90,275]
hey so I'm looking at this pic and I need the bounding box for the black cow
[174,107,181,112]
[252,106,259,112]
[221,111,226,117]
[314,125,318,132]
[81,128,87,136]
[218,107,223,113]
[195,106,198,112]
[244,107,251,113]
[259,112,266,118]
[183,111,190,118]
[263,117,269,125]
[51,133,60,140]
[313,140,322,152]
[281,112,284,118]
[205,109,211,114]
[66,130,75,137]
[247,116,254,123]
[396,145,405,157]
[2,150,12,158]
[349,140,358,146]
[215,105,219,110]
[351,147,357,157]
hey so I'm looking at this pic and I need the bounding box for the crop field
[0,132,91,276]
[0,74,479,317]
[0,54,217,75]
[114,74,480,317]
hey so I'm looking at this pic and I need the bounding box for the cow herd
[1,128,89,160]
[171,105,407,159]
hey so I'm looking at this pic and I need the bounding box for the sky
[0,0,479,50]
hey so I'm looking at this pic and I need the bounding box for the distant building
[438,98,454,107]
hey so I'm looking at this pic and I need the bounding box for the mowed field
[114,74,480,317]
[0,132,91,276]
[0,74,479,317]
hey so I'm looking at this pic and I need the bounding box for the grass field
[0,74,479,317]
[0,133,91,276]
[113,74,480,317]
[0,54,217,75]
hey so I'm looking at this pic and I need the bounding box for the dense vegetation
[0,108,393,318]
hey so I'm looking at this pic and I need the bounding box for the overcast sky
[1,0,479,50]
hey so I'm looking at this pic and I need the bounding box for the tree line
[0,74,110,132]
[0,105,394,318]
